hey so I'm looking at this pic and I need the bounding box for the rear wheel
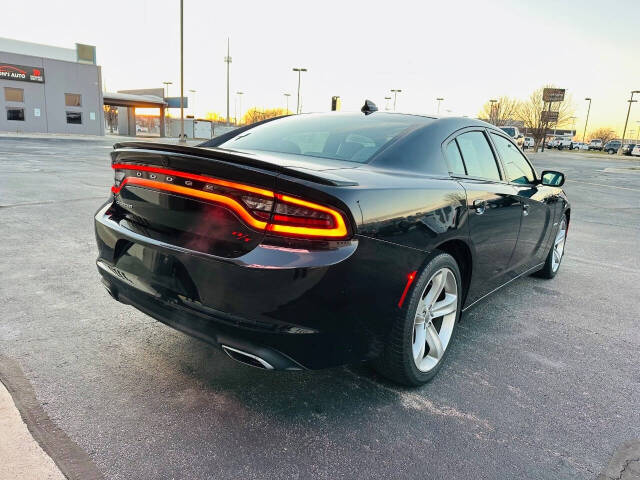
[373,252,462,386]
[534,214,567,279]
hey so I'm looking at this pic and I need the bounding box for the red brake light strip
[111,164,349,239]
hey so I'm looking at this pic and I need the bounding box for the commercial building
[0,37,104,135]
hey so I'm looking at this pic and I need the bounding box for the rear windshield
[500,127,516,137]
[217,113,431,163]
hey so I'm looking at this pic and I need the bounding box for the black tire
[533,214,567,279]
[372,252,463,386]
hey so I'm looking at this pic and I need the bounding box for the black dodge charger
[95,107,569,386]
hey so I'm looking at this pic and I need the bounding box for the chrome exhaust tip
[221,345,274,370]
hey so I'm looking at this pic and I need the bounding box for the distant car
[632,144,640,157]
[571,142,586,150]
[556,137,573,150]
[603,140,622,154]
[622,143,636,156]
[499,126,524,148]
[588,139,603,151]
[523,137,534,149]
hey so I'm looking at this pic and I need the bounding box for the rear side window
[445,140,466,175]
[490,133,535,184]
[455,131,501,181]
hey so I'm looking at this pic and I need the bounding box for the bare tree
[103,105,118,134]
[242,107,288,125]
[516,85,575,152]
[587,127,616,144]
[479,96,520,126]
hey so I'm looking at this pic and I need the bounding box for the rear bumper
[95,203,426,369]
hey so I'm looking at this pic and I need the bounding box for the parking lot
[1,135,639,479]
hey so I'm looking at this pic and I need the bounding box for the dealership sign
[0,63,45,83]
[543,88,565,103]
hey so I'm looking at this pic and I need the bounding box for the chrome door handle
[473,199,486,214]
[522,203,529,216]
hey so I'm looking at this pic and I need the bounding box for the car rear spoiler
[112,142,358,187]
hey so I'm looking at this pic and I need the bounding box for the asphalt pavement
[1,136,639,479]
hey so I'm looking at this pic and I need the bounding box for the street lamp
[619,90,640,155]
[162,81,173,99]
[390,89,402,111]
[188,89,196,117]
[224,38,232,125]
[283,93,291,113]
[292,68,307,114]
[436,97,444,114]
[236,91,244,125]
[582,97,592,143]
[179,0,185,143]
[636,121,640,142]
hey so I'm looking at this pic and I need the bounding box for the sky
[3,0,640,135]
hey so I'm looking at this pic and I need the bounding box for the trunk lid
[110,143,356,258]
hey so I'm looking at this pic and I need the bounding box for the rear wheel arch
[433,239,472,306]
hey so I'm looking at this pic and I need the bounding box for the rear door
[488,132,558,274]
[443,129,523,305]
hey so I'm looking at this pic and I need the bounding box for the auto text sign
[0,63,45,83]
[541,111,559,123]
[543,88,565,102]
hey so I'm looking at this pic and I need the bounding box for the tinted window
[500,127,516,137]
[491,133,535,184]
[66,111,82,124]
[7,108,25,121]
[218,113,431,163]
[445,140,466,175]
[456,131,501,181]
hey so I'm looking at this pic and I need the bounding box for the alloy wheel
[412,268,458,372]
[552,218,567,272]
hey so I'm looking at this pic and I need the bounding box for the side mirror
[517,134,524,139]
[540,170,565,187]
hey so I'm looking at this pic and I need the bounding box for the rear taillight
[111,164,350,240]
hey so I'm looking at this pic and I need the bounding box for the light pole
[569,116,577,136]
[284,93,291,113]
[224,38,232,125]
[390,89,402,111]
[189,89,196,117]
[489,99,498,124]
[162,81,173,99]
[293,68,307,114]
[179,0,185,143]
[236,91,243,125]
[384,96,391,111]
[619,90,640,155]
[636,121,640,142]
[436,97,444,114]
[582,97,592,143]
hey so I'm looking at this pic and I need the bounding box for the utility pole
[582,97,592,143]
[619,90,639,155]
[284,93,291,113]
[390,89,402,111]
[179,0,185,143]
[436,97,444,114]
[224,38,232,125]
[293,68,307,114]
[636,121,640,142]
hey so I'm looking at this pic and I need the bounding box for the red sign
[0,63,45,83]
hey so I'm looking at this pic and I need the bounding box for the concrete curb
[0,355,104,480]
[596,440,640,480]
